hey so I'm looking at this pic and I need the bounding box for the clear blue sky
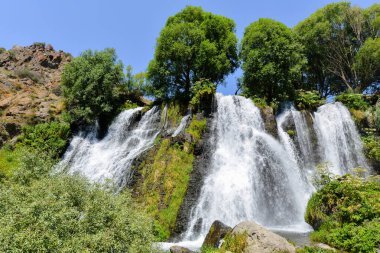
[1,0,378,94]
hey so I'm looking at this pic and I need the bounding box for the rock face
[224,221,296,253]
[0,43,71,145]
[172,102,217,239]
[169,246,194,253]
[202,220,232,248]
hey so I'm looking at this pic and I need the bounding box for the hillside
[0,43,71,145]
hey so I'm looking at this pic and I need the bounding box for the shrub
[18,121,71,158]
[14,68,42,83]
[362,133,380,162]
[0,47,6,54]
[335,92,369,110]
[305,174,380,252]
[295,90,324,110]
[0,175,155,252]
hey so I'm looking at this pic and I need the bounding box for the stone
[224,221,296,253]
[169,245,194,253]
[202,220,232,248]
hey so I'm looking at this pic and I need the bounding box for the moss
[287,129,296,137]
[221,232,248,252]
[186,117,207,143]
[136,139,194,240]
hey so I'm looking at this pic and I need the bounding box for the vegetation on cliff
[305,173,380,252]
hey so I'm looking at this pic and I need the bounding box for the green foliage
[18,121,71,158]
[0,146,22,178]
[0,175,155,252]
[122,100,139,110]
[354,38,380,89]
[14,68,42,83]
[240,18,306,102]
[305,174,380,252]
[189,79,216,112]
[61,48,126,125]
[136,139,193,240]
[296,246,335,253]
[0,47,6,54]
[295,90,325,111]
[362,133,380,162]
[221,232,248,252]
[147,6,238,100]
[335,92,369,110]
[250,96,268,109]
[375,100,380,131]
[295,3,380,95]
[186,117,207,143]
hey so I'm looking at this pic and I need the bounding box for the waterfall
[183,94,312,241]
[57,106,161,188]
[314,102,369,175]
[172,115,191,137]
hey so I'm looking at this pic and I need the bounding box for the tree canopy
[147,6,238,100]
[240,18,306,102]
[295,2,380,96]
[61,48,126,126]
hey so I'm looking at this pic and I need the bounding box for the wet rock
[202,220,232,248]
[260,106,277,137]
[169,246,194,253]
[225,221,296,253]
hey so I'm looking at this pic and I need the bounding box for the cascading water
[314,102,369,175]
[183,94,312,242]
[172,115,191,137]
[277,107,316,179]
[57,106,161,189]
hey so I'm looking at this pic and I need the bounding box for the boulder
[223,221,296,253]
[169,245,194,253]
[202,220,232,248]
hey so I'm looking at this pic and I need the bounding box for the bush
[14,68,42,83]
[190,80,216,113]
[61,48,126,126]
[335,92,369,110]
[305,174,380,252]
[0,175,155,252]
[0,47,6,54]
[18,121,71,158]
[362,133,380,162]
[295,90,325,110]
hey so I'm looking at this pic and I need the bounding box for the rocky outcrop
[223,221,296,253]
[0,43,71,145]
[260,106,277,137]
[202,220,232,248]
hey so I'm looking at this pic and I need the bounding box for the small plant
[186,117,207,143]
[0,47,6,54]
[251,96,267,108]
[295,90,324,110]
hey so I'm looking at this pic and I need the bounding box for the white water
[57,107,161,188]
[183,94,312,242]
[172,115,191,137]
[314,102,369,175]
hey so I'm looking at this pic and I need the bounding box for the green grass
[0,147,22,178]
[186,117,207,143]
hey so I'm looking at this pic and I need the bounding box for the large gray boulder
[224,221,296,253]
[169,246,194,253]
[202,220,232,248]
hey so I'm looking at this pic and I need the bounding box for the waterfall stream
[183,94,312,242]
[57,106,161,189]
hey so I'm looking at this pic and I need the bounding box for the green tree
[61,48,125,126]
[354,38,380,89]
[240,18,306,102]
[295,2,378,96]
[147,6,238,100]
[363,3,380,38]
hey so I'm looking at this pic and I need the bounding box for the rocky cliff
[0,43,71,145]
